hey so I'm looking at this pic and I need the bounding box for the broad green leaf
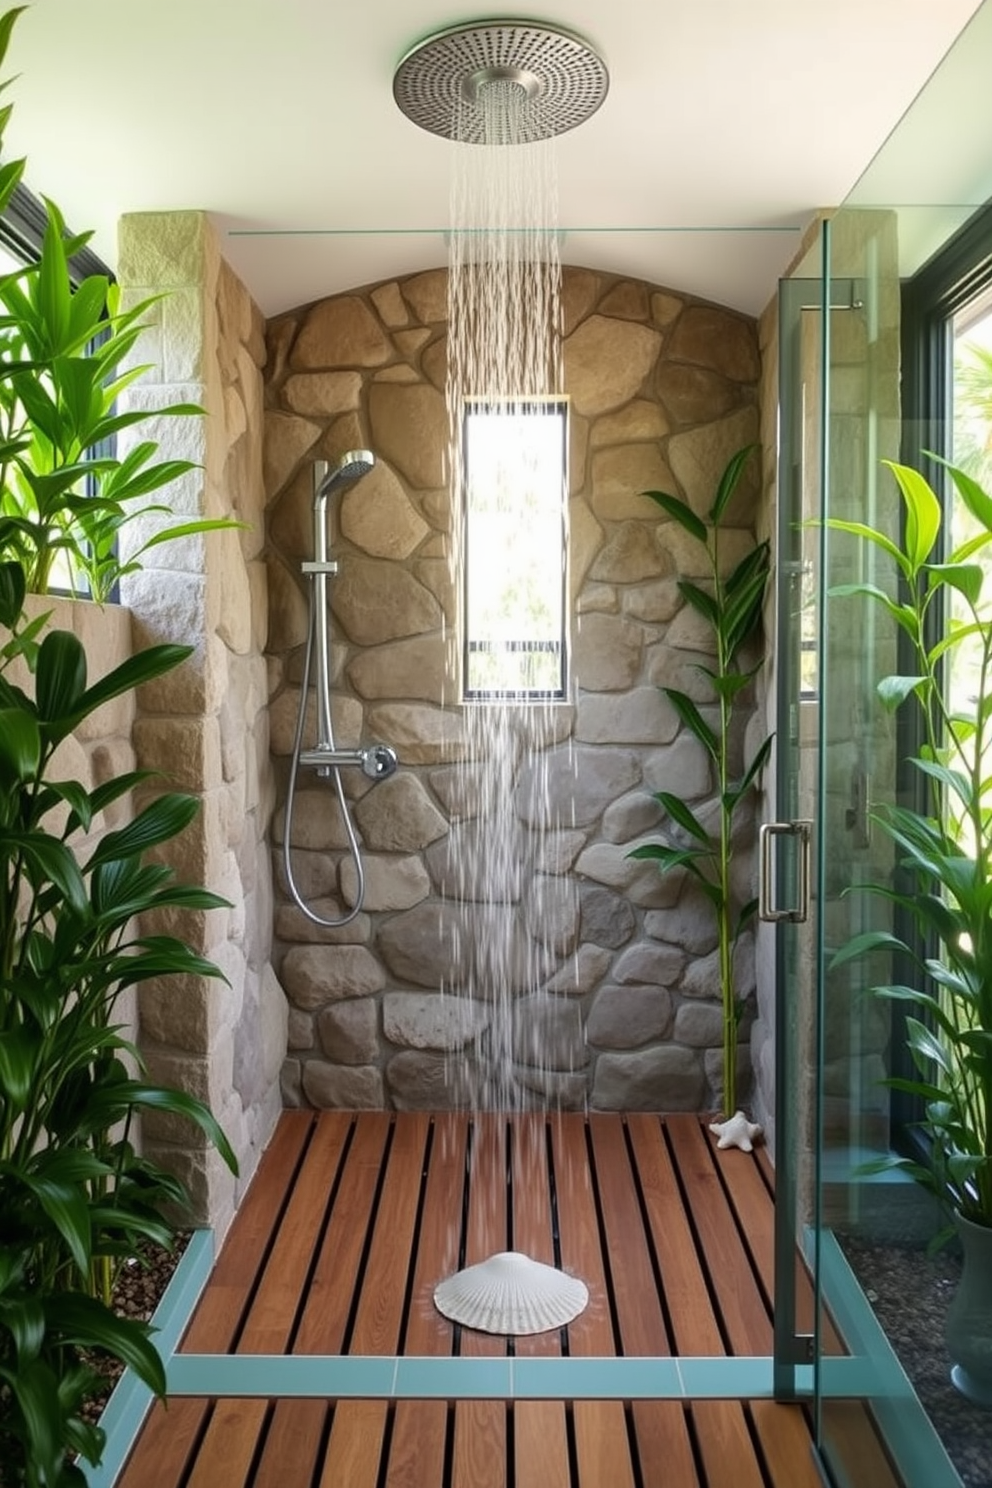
[656,791,710,843]
[828,928,910,970]
[876,674,927,710]
[20,1174,92,1275]
[35,628,87,721]
[883,460,942,570]
[642,489,708,543]
[0,556,25,626]
[661,688,719,759]
[677,579,719,626]
[0,706,40,782]
[0,1292,44,1362]
[45,1292,167,1396]
[0,1026,37,1110]
[0,1356,63,1486]
[710,444,757,523]
[825,518,908,576]
[924,561,983,607]
[13,831,88,912]
[87,791,200,867]
[937,455,992,530]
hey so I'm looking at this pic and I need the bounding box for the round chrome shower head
[313,449,376,504]
[392,19,608,143]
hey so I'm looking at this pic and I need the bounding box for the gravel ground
[83,1232,190,1422]
[839,1232,992,1488]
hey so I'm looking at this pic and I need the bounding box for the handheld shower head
[313,449,375,504]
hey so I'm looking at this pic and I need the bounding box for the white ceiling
[4,0,987,320]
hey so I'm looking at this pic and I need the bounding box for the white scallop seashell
[433,1250,589,1335]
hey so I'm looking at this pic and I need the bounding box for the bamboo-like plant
[629,446,772,1118]
[828,458,992,1241]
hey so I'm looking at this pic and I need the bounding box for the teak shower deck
[117,1112,900,1488]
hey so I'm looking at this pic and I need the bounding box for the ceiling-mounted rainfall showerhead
[392,19,609,144]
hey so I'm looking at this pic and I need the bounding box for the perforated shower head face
[314,450,376,502]
[393,19,608,143]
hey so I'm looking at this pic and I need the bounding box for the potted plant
[0,8,239,1478]
[630,445,772,1129]
[828,457,992,1403]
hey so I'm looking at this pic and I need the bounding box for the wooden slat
[319,1113,432,1488]
[665,1117,772,1354]
[385,1114,466,1488]
[627,1114,766,1488]
[553,1114,636,1488]
[820,1401,902,1488]
[116,1111,315,1488]
[587,1116,699,1488]
[749,1400,827,1488]
[186,1113,353,1488]
[253,1112,393,1488]
[511,1114,570,1488]
[452,1115,509,1488]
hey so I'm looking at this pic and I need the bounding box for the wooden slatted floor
[118,1112,901,1488]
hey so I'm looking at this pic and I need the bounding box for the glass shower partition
[775,4,992,1482]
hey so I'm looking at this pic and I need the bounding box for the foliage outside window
[462,399,568,701]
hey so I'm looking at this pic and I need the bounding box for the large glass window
[462,398,568,701]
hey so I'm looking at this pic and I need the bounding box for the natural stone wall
[265,265,764,1114]
[117,212,281,1236]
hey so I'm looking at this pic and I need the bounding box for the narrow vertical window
[462,398,568,701]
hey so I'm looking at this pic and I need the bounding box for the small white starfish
[709,1111,763,1152]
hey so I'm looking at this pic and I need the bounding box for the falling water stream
[442,77,578,1115]
[430,77,591,1334]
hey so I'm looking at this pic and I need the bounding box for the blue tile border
[83,1228,215,1488]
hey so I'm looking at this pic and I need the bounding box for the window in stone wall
[462,397,568,701]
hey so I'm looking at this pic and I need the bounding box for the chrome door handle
[759,820,812,923]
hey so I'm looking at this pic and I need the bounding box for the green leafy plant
[828,458,992,1242]
[0,13,237,604]
[629,445,772,1118]
[0,556,238,1484]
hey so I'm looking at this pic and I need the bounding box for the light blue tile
[394,1356,513,1398]
[676,1356,774,1398]
[168,1354,397,1398]
[513,1357,682,1400]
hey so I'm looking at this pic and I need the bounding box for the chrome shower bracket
[301,559,339,575]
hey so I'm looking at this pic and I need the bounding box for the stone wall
[117,213,282,1235]
[265,265,764,1114]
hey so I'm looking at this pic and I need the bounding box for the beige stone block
[660,523,756,581]
[599,280,649,320]
[622,578,681,623]
[139,974,218,1053]
[267,687,362,757]
[263,410,320,504]
[591,1044,705,1112]
[274,902,371,943]
[382,992,489,1052]
[339,463,429,559]
[352,771,447,851]
[666,306,760,383]
[215,541,254,657]
[317,998,379,1064]
[369,382,448,489]
[651,291,683,326]
[268,468,313,562]
[386,1049,481,1110]
[281,943,385,1010]
[516,742,641,829]
[577,584,618,614]
[365,703,468,765]
[545,942,612,996]
[375,364,419,384]
[668,409,761,524]
[534,829,586,875]
[339,853,430,912]
[302,1061,384,1109]
[591,446,677,521]
[283,370,362,416]
[589,522,670,585]
[292,297,390,369]
[590,399,669,448]
[118,210,211,291]
[394,327,430,356]
[421,336,447,392]
[575,840,681,910]
[643,733,713,801]
[573,611,644,692]
[347,633,448,704]
[569,498,604,590]
[273,843,340,899]
[561,267,600,336]
[587,984,674,1049]
[132,716,221,792]
[331,558,441,646]
[602,789,663,844]
[569,410,590,496]
[513,994,587,1071]
[287,1007,315,1051]
[371,281,410,328]
[402,269,448,325]
[564,315,662,416]
[656,363,742,427]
